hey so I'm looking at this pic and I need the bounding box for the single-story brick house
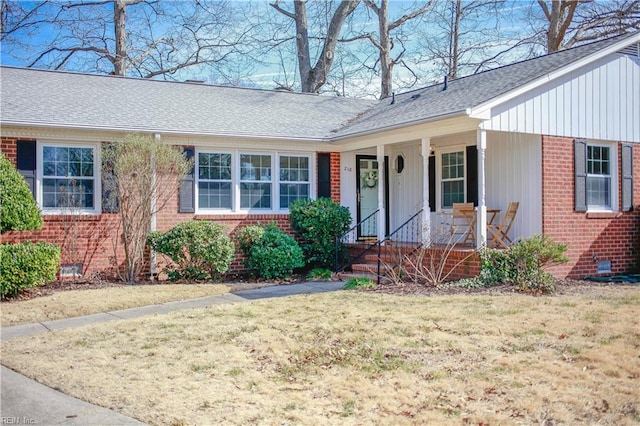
[1,32,639,279]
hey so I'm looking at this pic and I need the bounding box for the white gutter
[327,110,471,142]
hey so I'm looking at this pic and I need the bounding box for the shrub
[241,224,304,280]
[235,225,265,257]
[343,277,376,290]
[1,241,61,299]
[507,234,568,294]
[148,221,235,281]
[0,153,43,232]
[307,268,333,281]
[476,235,568,294]
[289,198,351,269]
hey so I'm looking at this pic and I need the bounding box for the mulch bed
[3,274,636,303]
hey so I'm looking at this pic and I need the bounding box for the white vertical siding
[487,53,640,143]
[388,144,423,232]
[485,132,543,241]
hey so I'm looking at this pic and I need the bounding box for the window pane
[442,181,465,209]
[241,182,271,209]
[198,182,231,209]
[280,183,310,208]
[240,154,270,181]
[587,176,610,208]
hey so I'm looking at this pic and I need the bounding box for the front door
[356,155,389,239]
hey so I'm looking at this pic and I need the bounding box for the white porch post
[476,128,487,248]
[377,145,386,243]
[421,138,431,246]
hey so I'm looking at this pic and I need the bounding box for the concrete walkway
[0,281,344,425]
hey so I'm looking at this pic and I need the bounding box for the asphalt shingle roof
[1,32,636,140]
[0,68,375,140]
[332,32,637,138]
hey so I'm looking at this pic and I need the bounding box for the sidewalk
[0,281,344,425]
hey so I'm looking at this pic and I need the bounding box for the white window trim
[586,140,618,213]
[195,150,234,213]
[194,149,315,214]
[36,141,101,215]
[239,151,274,211]
[277,152,314,212]
[435,145,467,212]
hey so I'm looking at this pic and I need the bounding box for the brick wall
[541,136,640,279]
[330,152,341,203]
[1,137,17,164]
[2,138,343,279]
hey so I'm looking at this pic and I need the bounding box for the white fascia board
[468,33,640,119]
[0,120,330,143]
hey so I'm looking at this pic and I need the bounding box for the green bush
[1,241,61,299]
[289,198,351,269]
[476,235,568,294]
[241,224,304,280]
[235,225,265,257]
[148,221,235,281]
[507,234,568,294]
[307,268,333,281]
[0,153,43,232]
[343,277,376,290]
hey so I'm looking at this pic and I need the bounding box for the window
[279,155,310,208]
[39,144,99,212]
[441,150,465,209]
[586,145,611,209]
[194,150,313,212]
[240,154,272,209]
[575,140,620,213]
[198,152,232,209]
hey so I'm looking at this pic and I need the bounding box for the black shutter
[466,145,478,207]
[101,143,119,213]
[317,153,331,198]
[574,140,588,212]
[179,147,195,213]
[622,143,633,212]
[16,140,36,198]
[428,155,436,212]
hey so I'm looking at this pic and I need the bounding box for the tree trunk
[113,0,127,75]
[539,0,578,53]
[378,0,393,99]
[448,0,462,80]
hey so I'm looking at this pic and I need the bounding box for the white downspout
[377,145,385,243]
[150,133,159,277]
[421,138,431,246]
[476,128,487,248]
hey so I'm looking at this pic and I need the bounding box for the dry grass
[2,287,639,425]
[0,284,228,326]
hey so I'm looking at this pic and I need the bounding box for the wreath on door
[363,170,378,188]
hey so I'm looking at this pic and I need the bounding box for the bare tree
[340,0,434,99]
[102,135,191,283]
[1,0,252,79]
[269,0,360,93]
[536,0,640,52]
[415,0,529,82]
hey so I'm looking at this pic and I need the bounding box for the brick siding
[541,136,640,279]
[2,138,343,279]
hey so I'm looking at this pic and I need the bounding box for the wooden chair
[451,202,475,245]
[487,202,519,248]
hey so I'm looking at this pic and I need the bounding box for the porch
[336,129,541,282]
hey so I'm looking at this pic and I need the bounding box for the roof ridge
[0,65,373,102]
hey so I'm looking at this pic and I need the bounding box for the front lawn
[1,287,639,425]
[1,284,229,326]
